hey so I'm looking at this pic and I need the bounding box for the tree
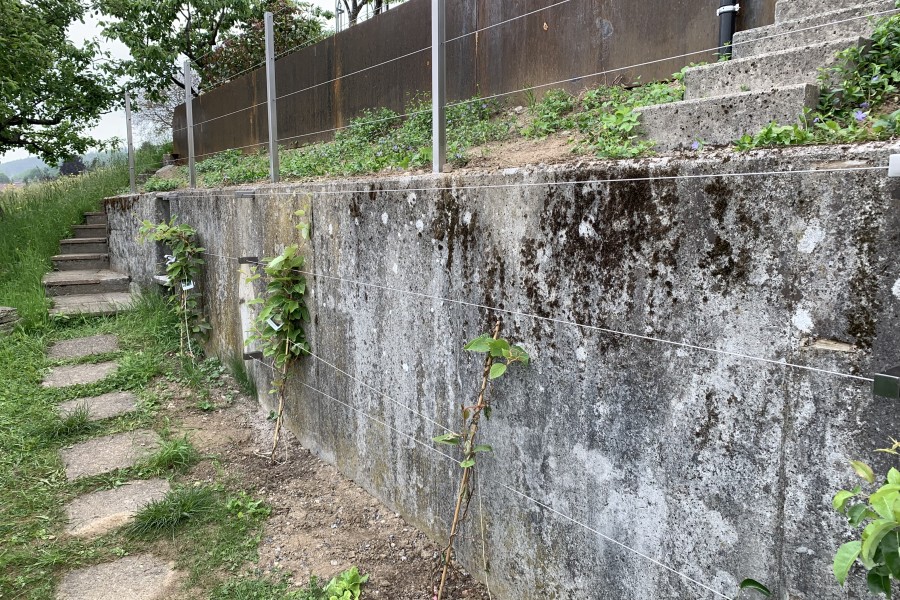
[95,0,331,99]
[203,0,331,89]
[0,172,10,184]
[59,156,87,176]
[0,0,119,163]
[340,0,403,27]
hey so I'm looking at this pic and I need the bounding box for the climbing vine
[832,438,900,597]
[246,209,311,463]
[138,216,210,357]
[432,322,530,600]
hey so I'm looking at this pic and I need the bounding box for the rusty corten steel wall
[173,0,776,159]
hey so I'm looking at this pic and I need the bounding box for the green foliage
[138,216,210,355]
[736,579,771,598]
[521,89,577,138]
[463,334,530,381]
[126,485,217,537]
[228,355,258,399]
[738,11,900,149]
[210,568,367,600]
[0,145,166,329]
[143,176,183,192]
[52,402,92,438]
[0,0,118,162]
[246,244,310,369]
[96,0,330,100]
[139,435,200,473]
[196,96,509,185]
[203,0,332,89]
[832,439,900,596]
[521,81,683,158]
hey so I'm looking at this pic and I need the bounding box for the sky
[1,0,340,164]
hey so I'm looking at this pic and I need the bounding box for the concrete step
[684,36,865,100]
[72,224,107,239]
[776,0,867,23]
[43,269,130,296]
[84,211,108,225]
[52,253,110,271]
[733,0,892,59]
[636,83,820,152]
[60,238,108,254]
[49,292,135,316]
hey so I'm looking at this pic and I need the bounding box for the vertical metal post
[264,11,280,183]
[431,0,446,174]
[124,91,136,194]
[183,60,197,188]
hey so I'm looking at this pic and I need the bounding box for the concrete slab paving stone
[42,361,118,388]
[48,334,119,360]
[60,430,161,481]
[64,479,171,538]
[55,554,178,600]
[58,391,139,422]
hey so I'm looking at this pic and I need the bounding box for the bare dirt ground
[167,374,489,600]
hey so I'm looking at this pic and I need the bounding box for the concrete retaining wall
[106,144,900,599]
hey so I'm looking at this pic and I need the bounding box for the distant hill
[0,157,48,181]
[0,150,125,181]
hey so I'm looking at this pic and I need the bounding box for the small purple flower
[860,102,870,109]
[813,117,820,123]
[854,109,867,122]
[872,75,880,83]
[690,141,701,151]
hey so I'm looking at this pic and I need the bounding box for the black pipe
[718,0,738,58]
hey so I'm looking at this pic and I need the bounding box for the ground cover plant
[736,10,900,150]
[146,79,685,190]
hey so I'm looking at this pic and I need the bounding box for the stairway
[45,211,134,316]
[637,0,892,151]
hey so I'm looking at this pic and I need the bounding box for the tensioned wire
[175,163,886,205]
[194,6,900,146]
[246,354,733,599]
[200,196,878,385]
[169,6,899,152]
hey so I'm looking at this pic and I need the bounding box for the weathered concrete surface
[49,335,120,360]
[732,0,890,59]
[61,430,160,481]
[58,391,138,422]
[50,293,134,317]
[637,83,820,150]
[0,306,19,333]
[64,479,170,538]
[106,143,900,600]
[684,37,864,100]
[55,554,178,600]
[42,361,118,388]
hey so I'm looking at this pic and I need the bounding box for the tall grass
[0,146,164,329]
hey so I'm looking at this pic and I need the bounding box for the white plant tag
[266,318,283,331]
[181,280,195,291]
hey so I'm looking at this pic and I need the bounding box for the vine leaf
[851,460,876,485]
[489,363,507,380]
[833,540,862,585]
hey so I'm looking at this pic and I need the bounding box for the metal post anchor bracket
[874,366,900,400]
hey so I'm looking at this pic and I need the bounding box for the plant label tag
[181,280,195,291]
[266,318,283,331]
[165,254,176,264]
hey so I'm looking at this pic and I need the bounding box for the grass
[144,79,688,192]
[126,485,217,538]
[139,435,200,473]
[0,145,166,329]
[52,402,92,439]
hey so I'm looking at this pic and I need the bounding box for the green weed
[52,402,92,438]
[228,355,258,398]
[126,485,217,538]
[139,436,200,473]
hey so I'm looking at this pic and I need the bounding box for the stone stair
[637,0,890,151]
[45,210,134,316]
